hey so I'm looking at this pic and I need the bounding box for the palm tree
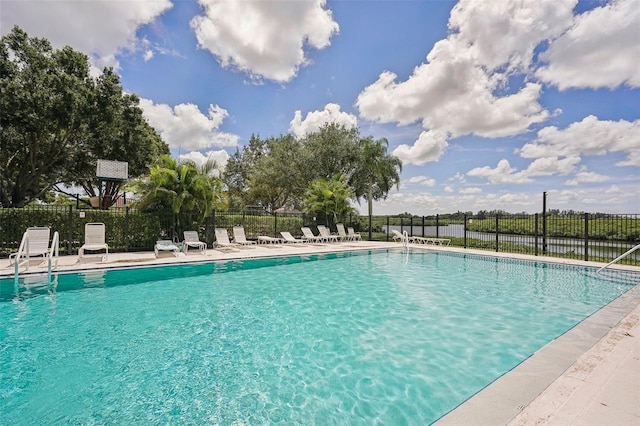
[355,137,402,240]
[304,174,355,227]
[133,154,223,237]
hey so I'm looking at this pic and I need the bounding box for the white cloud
[537,0,640,90]
[392,130,448,166]
[459,187,482,194]
[467,159,532,184]
[139,99,239,151]
[355,0,575,165]
[356,57,549,139]
[360,181,640,216]
[466,155,581,185]
[406,176,436,187]
[179,150,230,173]
[444,186,454,193]
[565,169,610,186]
[448,0,575,72]
[143,50,154,62]
[617,151,640,167]
[524,156,580,177]
[519,116,640,166]
[289,103,357,138]
[450,172,466,183]
[0,0,172,70]
[547,184,638,210]
[191,0,339,83]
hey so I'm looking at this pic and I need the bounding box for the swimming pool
[1,250,637,424]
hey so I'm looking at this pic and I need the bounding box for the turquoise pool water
[0,250,636,424]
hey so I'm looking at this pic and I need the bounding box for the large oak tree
[0,26,168,208]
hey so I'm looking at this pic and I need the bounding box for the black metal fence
[379,213,639,266]
[0,205,310,257]
[1,207,638,266]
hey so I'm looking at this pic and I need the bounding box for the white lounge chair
[233,226,257,245]
[347,227,362,241]
[336,223,350,241]
[214,228,240,250]
[435,238,451,246]
[317,225,340,243]
[412,236,451,246]
[182,231,207,255]
[9,226,51,266]
[258,236,284,244]
[280,231,307,243]
[391,229,417,243]
[79,222,109,261]
[155,240,180,257]
[301,227,325,243]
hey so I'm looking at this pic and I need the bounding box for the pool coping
[433,269,640,425]
[1,241,639,424]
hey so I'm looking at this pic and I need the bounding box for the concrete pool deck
[1,241,639,425]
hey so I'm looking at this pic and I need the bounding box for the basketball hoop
[96,160,128,209]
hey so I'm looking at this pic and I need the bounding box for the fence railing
[1,207,638,266]
[0,206,310,257]
[376,213,639,266]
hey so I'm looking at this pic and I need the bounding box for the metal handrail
[597,243,640,274]
[13,231,30,281]
[47,231,60,282]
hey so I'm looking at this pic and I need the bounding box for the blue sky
[2,0,639,214]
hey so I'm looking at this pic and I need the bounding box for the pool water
[0,250,636,424]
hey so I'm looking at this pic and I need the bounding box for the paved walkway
[2,242,639,425]
[509,301,640,425]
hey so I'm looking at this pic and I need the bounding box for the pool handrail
[47,231,60,282]
[596,243,640,274]
[13,231,29,280]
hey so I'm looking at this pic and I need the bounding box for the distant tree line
[223,124,402,221]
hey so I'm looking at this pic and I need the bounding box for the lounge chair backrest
[317,225,331,237]
[301,227,316,239]
[233,226,249,243]
[348,227,360,238]
[281,231,295,241]
[215,228,231,244]
[84,223,105,245]
[26,227,51,255]
[336,223,347,237]
[184,231,201,242]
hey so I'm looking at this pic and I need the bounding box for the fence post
[422,216,425,237]
[436,214,440,238]
[125,207,129,252]
[171,213,176,242]
[495,214,499,252]
[464,213,467,248]
[584,213,589,262]
[534,213,539,256]
[67,205,73,255]
[409,216,413,237]
[542,192,547,255]
[386,216,390,242]
[206,210,215,247]
[274,212,278,238]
